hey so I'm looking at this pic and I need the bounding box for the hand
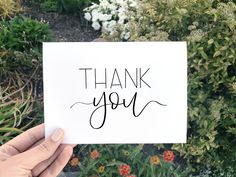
[0,124,75,177]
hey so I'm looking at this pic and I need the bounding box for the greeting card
[43,42,187,144]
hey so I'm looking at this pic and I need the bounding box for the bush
[41,0,58,12]
[140,0,236,173]
[0,15,52,52]
[0,15,52,142]
[0,49,41,76]
[58,0,99,13]
[97,0,236,174]
[0,15,52,76]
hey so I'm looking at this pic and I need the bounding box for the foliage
[58,0,99,13]
[0,49,41,76]
[0,15,52,77]
[0,0,21,20]
[0,74,43,145]
[0,14,51,144]
[41,0,58,12]
[66,145,192,176]
[0,15,52,52]
[96,0,236,174]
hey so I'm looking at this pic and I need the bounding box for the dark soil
[22,1,100,42]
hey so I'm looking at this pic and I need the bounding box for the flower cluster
[84,0,138,40]
[150,151,175,166]
[68,147,178,175]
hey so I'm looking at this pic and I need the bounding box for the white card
[43,42,187,144]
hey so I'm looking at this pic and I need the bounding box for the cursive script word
[70,92,166,129]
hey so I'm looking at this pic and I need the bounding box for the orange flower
[90,149,100,160]
[98,165,105,173]
[163,150,174,162]
[70,157,79,167]
[119,164,131,176]
[151,155,160,165]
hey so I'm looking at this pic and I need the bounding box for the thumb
[13,128,64,170]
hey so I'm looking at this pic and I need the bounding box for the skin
[0,124,76,177]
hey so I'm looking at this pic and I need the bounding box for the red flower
[163,150,175,162]
[90,149,100,160]
[127,175,136,177]
[119,164,131,176]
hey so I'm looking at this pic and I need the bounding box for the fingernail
[51,128,64,142]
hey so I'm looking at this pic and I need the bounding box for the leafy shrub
[0,15,49,144]
[0,49,41,76]
[0,0,21,20]
[143,0,236,173]
[0,15,52,52]
[41,0,58,12]
[58,0,99,13]
[98,0,236,174]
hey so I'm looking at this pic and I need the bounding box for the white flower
[110,10,117,15]
[89,3,99,9]
[108,4,117,11]
[102,14,112,21]
[84,13,92,21]
[103,20,117,33]
[98,14,112,21]
[115,0,125,4]
[98,13,105,21]
[118,7,125,14]
[124,32,130,40]
[91,10,99,21]
[121,31,130,40]
[103,21,109,28]
[109,20,117,27]
[129,0,138,7]
[118,13,127,24]
[124,23,129,29]
[106,14,112,20]
[92,21,101,30]
[100,0,109,8]
[118,17,126,24]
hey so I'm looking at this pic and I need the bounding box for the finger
[0,138,44,162]
[39,146,73,177]
[29,138,45,149]
[29,138,76,150]
[32,144,76,176]
[3,124,45,155]
[12,128,64,169]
